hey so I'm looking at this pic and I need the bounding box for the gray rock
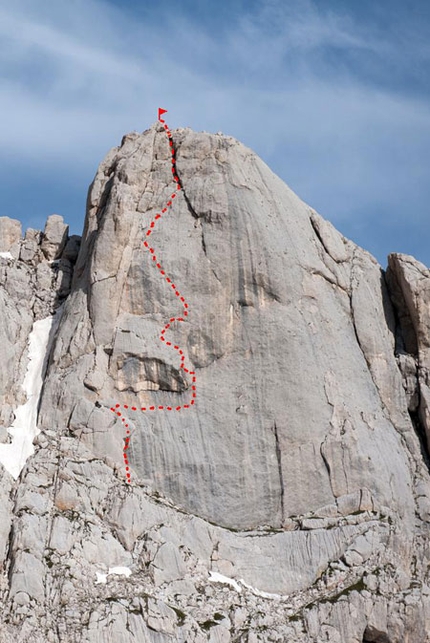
[0,217,21,253]
[40,214,69,260]
[387,253,430,448]
[19,228,42,265]
[62,235,81,263]
[0,211,81,466]
[0,122,429,642]
[39,123,421,539]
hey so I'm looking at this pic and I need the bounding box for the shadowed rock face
[0,215,79,431]
[0,123,430,642]
[386,254,430,456]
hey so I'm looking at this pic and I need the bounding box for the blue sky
[0,0,429,268]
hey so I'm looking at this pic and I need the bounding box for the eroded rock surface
[0,216,80,431]
[0,217,21,256]
[386,254,430,457]
[0,123,429,642]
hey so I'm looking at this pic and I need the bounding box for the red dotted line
[109,110,196,484]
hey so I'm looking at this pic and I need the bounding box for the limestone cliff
[0,121,429,642]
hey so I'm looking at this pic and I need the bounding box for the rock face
[0,122,430,642]
[40,214,69,261]
[0,215,80,432]
[0,217,21,257]
[386,254,430,454]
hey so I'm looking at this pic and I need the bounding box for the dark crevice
[310,269,339,289]
[66,404,77,431]
[320,440,335,498]
[36,295,67,428]
[273,423,284,524]
[182,190,200,220]
[116,354,189,393]
[170,140,200,220]
[201,226,207,256]
[174,162,221,284]
[320,443,331,478]
[309,214,332,259]
[362,626,392,643]
[409,407,430,471]
[198,221,221,284]
[379,269,398,345]
[349,289,368,369]
[351,264,430,475]
[383,264,430,468]
[90,274,116,286]
[385,264,418,356]
[5,521,15,590]
[95,177,114,227]
[349,256,386,410]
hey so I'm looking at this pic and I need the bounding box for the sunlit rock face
[38,124,421,534]
[1,123,430,642]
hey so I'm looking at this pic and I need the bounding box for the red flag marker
[158,108,168,122]
[109,109,196,485]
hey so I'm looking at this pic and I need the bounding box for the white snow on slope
[95,573,108,585]
[95,567,132,584]
[239,578,282,600]
[209,571,282,600]
[0,252,14,260]
[0,306,63,479]
[208,571,242,592]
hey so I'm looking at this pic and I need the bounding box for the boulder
[40,214,69,260]
[0,217,21,254]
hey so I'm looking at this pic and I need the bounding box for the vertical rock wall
[0,126,429,641]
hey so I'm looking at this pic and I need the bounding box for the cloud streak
[0,0,428,266]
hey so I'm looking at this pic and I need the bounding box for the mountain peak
[0,120,429,641]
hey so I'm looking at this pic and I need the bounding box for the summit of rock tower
[0,119,429,642]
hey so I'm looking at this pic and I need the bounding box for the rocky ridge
[0,215,80,433]
[0,122,429,642]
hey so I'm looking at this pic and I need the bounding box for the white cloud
[0,0,428,265]
[0,8,141,80]
[234,0,374,55]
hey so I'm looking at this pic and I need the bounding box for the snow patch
[208,571,242,593]
[95,567,132,584]
[208,571,282,599]
[0,305,63,479]
[0,252,14,260]
[95,573,107,585]
[238,578,282,600]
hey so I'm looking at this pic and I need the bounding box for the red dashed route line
[109,108,196,484]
